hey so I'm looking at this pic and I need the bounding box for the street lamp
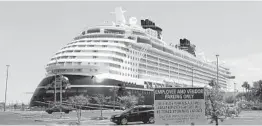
[191,66,194,87]
[59,75,63,112]
[4,65,10,112]
[216,55,219,87]
[234,82,236,105]
[54,59,58,104]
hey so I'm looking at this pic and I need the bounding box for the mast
[111,7,126,26]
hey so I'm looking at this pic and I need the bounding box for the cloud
[247,67,261,71]
[224,52,262,90]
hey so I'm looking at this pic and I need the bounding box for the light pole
[191,66,194,87]
[60,75,63,112]
[54,74,57,104]
[234,82,236,105]
[54,59,58,105]
[113,86,116,111]
[216,55,219,87]
[4,65,10,112]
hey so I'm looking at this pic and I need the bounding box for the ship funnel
[111,7,126,25]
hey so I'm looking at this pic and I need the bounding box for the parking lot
[1,110,262,125]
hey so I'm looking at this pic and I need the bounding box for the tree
[205,80,227,125]
[117,83,127,96]
[242,81,249,93]
[118,94,138,110]
[253,80,262,102]
[67,95,90,124]
[93,94,111,119]
[225,95,235,104]
[21,103,25,111]
[209,79,216,87]
[13,104,18,110]
[109,86,119,111]
[236,92,246,101]
[137,93,145,105]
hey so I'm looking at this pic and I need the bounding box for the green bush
[251,103,262,110]
[226,105,240,117]
[236,100,254,110]
[225,96,235,104]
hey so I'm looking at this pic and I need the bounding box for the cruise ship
[30,7,234,107]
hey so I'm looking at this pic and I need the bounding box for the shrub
[225,96,235,104]
[251,103,262,110]
[226,105,240,117]
[236,100,254,110]
[205,85,228,125]
[118,95,138,109]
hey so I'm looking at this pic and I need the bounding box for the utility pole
[192,66,194,87]
[4,65,10,112]
[216,55,219,87]
[234,83,236,105]
[113,86,116,111]
[54,59,58,105]
[54,75,57,105]
[60,75,63,112]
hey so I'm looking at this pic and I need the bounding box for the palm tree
[209,79,216,87]
[242,81,249,93]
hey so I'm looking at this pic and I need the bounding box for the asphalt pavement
[1,110,262,125]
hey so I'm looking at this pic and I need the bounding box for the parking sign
[154,87,206,125]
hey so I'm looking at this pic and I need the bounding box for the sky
[0,1,262,104]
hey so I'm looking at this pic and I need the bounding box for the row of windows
[104,29,125,34]
[109,63,121,68]
[48,68,105,75]
[125,61,138,66]
[133,31,146,36]
[122,66,138,72]
[59,45,128,55]
[159,58,169,64]
[147,60,158,66]
[130,89,153,95]
[48,62,81,66]
[51,56,76,61]
[74,34,125,40]
[109,69,139,78]
[65,40,123,48]
[150,38,164,45]
[66,40,121,46]
[49,68,82,73]
[147,65,158,71]
[58,45,127,55]
[48,61,117,67]
[81,29,146,42]
[147,71,158,76]
[82,28,127,35]
[159,73,169,78]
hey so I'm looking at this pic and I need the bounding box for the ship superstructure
[30,7,234,107]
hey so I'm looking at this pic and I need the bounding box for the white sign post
[154,87,206,125]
